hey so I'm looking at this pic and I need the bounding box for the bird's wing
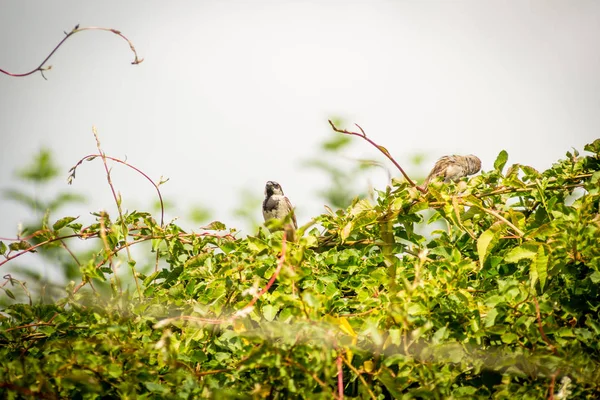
[424,156,450,185]
[285,196,298,229]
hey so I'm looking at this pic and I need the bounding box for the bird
[262,181,297,235]
[422,155,482,187]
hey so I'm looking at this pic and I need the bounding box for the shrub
[1,138,599,399]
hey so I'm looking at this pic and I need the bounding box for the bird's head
[465,155,482,174]
[265,181,284,197]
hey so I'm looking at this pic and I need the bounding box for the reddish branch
[0,24,142,80]
[328,120,425,193]
[533,297,558,355]
[243,235,287,310]
[69,153,166,227]
[2,313,58,333]
[337,351,344,400]
[0,232,98,269]
[548,369,560,400]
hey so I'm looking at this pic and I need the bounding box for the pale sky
[1,1,599,255]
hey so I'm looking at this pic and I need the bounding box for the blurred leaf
[321,134,351,152]
[15,148,59,183]
[189,205,212,224]
[3,189,40,210]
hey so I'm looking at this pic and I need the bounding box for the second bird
[262,181,297,230]
[423,154,482,187]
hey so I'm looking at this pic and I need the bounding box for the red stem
[0,25,142,79]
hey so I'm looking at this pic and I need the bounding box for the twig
[2,313,58,333]
[465,202,525,238]
[342,357,377,400]
[92,127,141,298]
[328,120,424,192]
[0,233,98,268]
[195,368,230,378]
[548,369,560,400]
[284,357,334,396]
[336,307,381,318]
[337,350,344,400]
[0,24,142,79]
[533,297,557,355]
[69,153,166,227]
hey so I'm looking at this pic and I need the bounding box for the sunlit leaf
[494,150,508,172]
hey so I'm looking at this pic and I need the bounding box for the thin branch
[2,313,58,333]
[59,239,81,267]
[284,356,334,396]
[548,369,560,400]
[328,120,424,192]
[533,297,558,355]
[0,24,142,79]
[69,153,165,227]
[0,233,98,269]
[92,127,141,298]
[243,234,287,311]
[195,368,230,378]
[342,357,377,400]
[465,202,525,238]
[337,350,344,400]
[0,228,52,242]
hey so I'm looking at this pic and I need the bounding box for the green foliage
[1,140,600,398]
[2,148,89,301]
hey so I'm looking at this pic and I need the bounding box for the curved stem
[328,120,424,192]
[0,25,142,79]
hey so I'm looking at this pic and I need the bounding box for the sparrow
[262,181,297,230]
[422,154,482,187]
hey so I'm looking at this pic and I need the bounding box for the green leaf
[584,138,600,154]
[501,332,518,344]
[52,216,78,231]
[144,382,169,394]
[377,370,405,398]
[0,241,6,255]
[477,228,498,265]
[247,236,268,252]
[262,304,279,321]
[202,221,226,231]
[340,221,353,242]
[9,241,32,252]
[484,308,499,327]
[504,244,538,263]
[494,150,508,172]
[534,244,549,291]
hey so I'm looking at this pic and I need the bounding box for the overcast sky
[1,1,599,252]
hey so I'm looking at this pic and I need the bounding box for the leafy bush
[1,138,599,399]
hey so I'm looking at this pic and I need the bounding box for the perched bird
[422,155,482,187]
[262,181,297,233]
